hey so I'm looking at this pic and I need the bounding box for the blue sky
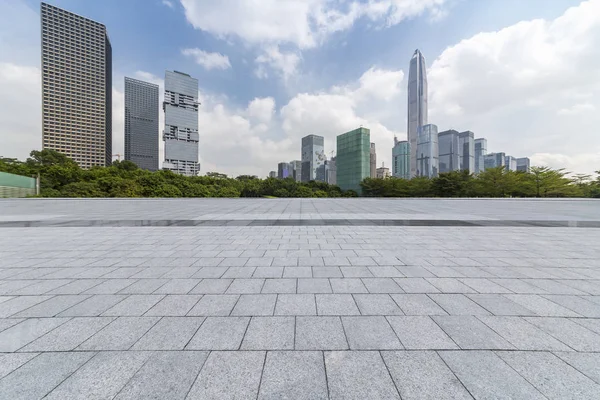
[1,0,599,176]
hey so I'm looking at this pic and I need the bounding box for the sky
[1,0,599,177]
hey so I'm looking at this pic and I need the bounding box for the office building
[505,155,517,172]
[41,2,112,168]
[278,162,293,179]
[268,171,277,178]
[474,138,487,174]
[336,127,370,193]
[438,130,459,173]
[290,160,302,181]
[459,131,475,173]
[416,124,438,178]
[484,152,506,170]
[163,70,200,176]
[407,49,428,178]
[301,135,326,182]
[516,157,531,173]
[370,143,377,178]
[392,137,410,179]
[376,165,390,179]
[124,77,159,170]
[325,157,336,185]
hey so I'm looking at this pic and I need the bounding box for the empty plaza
[0,198,599,399]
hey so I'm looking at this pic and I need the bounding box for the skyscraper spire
[407,49,428,178]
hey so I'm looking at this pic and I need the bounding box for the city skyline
[1,0,599,177]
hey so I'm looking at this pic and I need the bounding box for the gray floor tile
[391,294,448,315]
[554,352,600,384]
[186,316,249,350]
[330,278,369,293]
[153,279,200,294]
[362,278,404,293]
[433,315,514,350]
[525,317,600,351]
[429,294,491,315]
[468,294,537,316]
[189,278,232,294]
[187,294,239,316]
[0,352,38,379]
[297,278,332,293]
[14,295,89,317]
[342,316,403,350]
[426,278,476,293]
[117,278,168,294]
[77,316,159,350]
[231,294,277,316]
[226,278,265,294]
[387,316,457,349]
[316,294,360,315]
[282,266,311,278]
[340,266,374,278]
[58,294,128,317]
[313,267,343,278]
[275,294,316,315]
[295,316,348,350]
[241,316,294,350]
[354,294,403,315]
[102,294,164,316]
[543,295,600,318]
[478,316,572,351]
[261,278,296,293]
[0,317,69,352]
[132,316,204,350]
[0,295,53,318]
[505,294,580,317]
[144,294,201,316]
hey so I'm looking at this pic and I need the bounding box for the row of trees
[1,150,599,198]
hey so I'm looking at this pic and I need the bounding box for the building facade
[376,166,390,179]
[416,124,438,178]
[41,2,112,168]
[392,138,410,180]
[290,160,302,181]
[163,70,199,176]
[277,162,293,179]
[268,171,277,178]
[370,143,377,178]
[336,127,370,193]
[459,131,475,173]
[124,77,159,170]
[301,135,326,182]
[484,152,506,170]
[325,157,336,185]
[516,157,531,173]
[438,130,459,173]
[407,49,428,178]
[474,138,487,174]
[505,155,517,172]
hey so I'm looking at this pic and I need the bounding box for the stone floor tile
[433,315,514,350]
[491,278,549,294]
[0,317,70,352]
[543,294,600,318]
[46,279,105,295]
[102,294,164,316]
[340,266,374,277]
[246,257,273,267]
[186,316,249,350]
[222,266,256,278]
[573,317,600,334]
[0,352,94,400]
[468,294,537,316]
[554,352,600,384]
[117,278,168,294]
[144,294,201,316]
[297,278,332,293]
[226,278,265,294]
[316,294,360,315]
[132,316,205,350]
[393,278,441,293]
[362,278,404,293]
[45,351,152,400]
[231,294,277,316]
[14,294,90,317]
[252,267,284,278]
[273,258,300,268]
[387,316,457,349]
[391,294,448,315]
[354,294,403,315]
[528,279,588,295]
[368,266,404,278]
[497,351,600,400]
[525,317,600,351]
[426,278,476,293]
[312,266,343,278]
[325,351,400,400]
[295,316,348,350]
[83,279,138,294]
[186,351,265,400]
[241,316,294,350]
[297,257,324,266]
[282,266,311,278]
[0,353,38,379]
[275,294,316,315]
[439,350,545,400]
[330,278,368,293]
[192,266,227,278]
[261,278,296,293]
[77,316,159,350]
[0,295,53,318]
[115,351,209,400]
[187,294,239,316]
[505,294,580,317]
[459,278,513,293]
[429,294,491,315]
[190,278,232,294]
[153,279,200,294]
[382,351,472,400]
[342,316,403,350]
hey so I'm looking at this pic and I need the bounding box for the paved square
[1,198,600,398]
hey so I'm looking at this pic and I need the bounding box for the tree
[206,172,228,179]
[431,170,474,197]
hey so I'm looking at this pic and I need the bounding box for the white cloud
[255,45,300,80]
[247,97,276,123]
[162,0,174,8]
[181,48,232,70]
[557,103,595,116]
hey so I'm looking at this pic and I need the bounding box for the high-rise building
[41,2,112,168]
[416,124,438,178]
[438,130,459,173]
[336,127,370,193]
[370,143,377,178]
[407,49,428,178]
[301,135,326,182]
[484,152,506,170]
[505,155,517,172]
[376,165,390,179]
[163,70,199,176]
[290,160,302,181]
[474,138,487,174]
[516,157,531,173]
[325,157,336,185]
[392,137,410,180]
[278,162,293,179]
[124,77,159,171]
[459,131,475,173]
[268,171,277,178]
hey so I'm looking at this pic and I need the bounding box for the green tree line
[1,150,599,198]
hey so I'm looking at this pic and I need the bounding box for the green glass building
[336,127,371,194]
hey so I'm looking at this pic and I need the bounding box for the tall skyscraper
[370,143,377,178]
[301,135,326,182]
[163,70,199,176]
[474,138,487,174]
[407,49,428,178]
[392,137,410,180]
[124,77,159,171]
[516,157,530,173]
[325,157,336,185]
[459,131,475,173]
[41,2,112,168]
[416,124,438,178]
[268,171,277,178]
[484,152,506,170]
[505,155,517,172]
[438,130,459,173]
[290,160,302,182]
[277,162,293,179]
[336,127,370,193]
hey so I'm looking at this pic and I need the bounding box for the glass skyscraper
[474,138,487,174]
[392,137,410,180]
[459,131,475,173]
[484,152,506,170]
[370,143,377,178]
[336,127,370,193]
[301,135,326,182]
[163,70,199,176]
[516,157,530,173]
[416,124,438,178]
[407,49,428,178]
[438,130,459,173]
[41,2,112,168]
[505,155,517,172]
[325,157,336,185]
[124,77,159,171]
[290,160,302,181]
[278,162,293,179]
